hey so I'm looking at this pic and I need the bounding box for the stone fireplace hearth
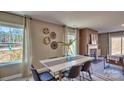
[88,44,98,59]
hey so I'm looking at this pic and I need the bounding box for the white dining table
[40,55,94,73]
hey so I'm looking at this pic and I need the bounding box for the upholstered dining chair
[30,65,56,81]
[80,61,92,80]
[84,54,93,74]
[62,65,81,81]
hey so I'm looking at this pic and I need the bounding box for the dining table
[40,55,94,80]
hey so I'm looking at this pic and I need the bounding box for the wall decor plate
[43,36,51,45]
[51,41,58,49]
[50,32,56,39]
[42,28,49,34]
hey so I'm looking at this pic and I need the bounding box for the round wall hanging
[50,32,56,39]
[43,36,51,45]
[51,41,58,49]
[42,28,49,34]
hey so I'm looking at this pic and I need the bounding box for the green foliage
[57,39,76,47]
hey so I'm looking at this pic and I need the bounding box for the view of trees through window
[67,33,77,56]
[0,24,23,63]
[111,36,124,55]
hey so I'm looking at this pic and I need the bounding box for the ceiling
[11,11,124,33]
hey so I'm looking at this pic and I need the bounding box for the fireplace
[88,44,98,59]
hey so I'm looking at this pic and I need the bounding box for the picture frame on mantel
[90,34,97,44]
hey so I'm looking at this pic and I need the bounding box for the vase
[65,46,73,61]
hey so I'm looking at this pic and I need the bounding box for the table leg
[104,57,107,69]
[53,71,63,81]
[58,71,63,81]
[122,66,124,75]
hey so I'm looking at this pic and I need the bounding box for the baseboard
[0,73,22,81]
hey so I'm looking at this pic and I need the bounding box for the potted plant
[57,39,76,61]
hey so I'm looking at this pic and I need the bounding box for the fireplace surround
[88,44,98,59]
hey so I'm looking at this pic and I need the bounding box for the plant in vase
[57,39,76,61]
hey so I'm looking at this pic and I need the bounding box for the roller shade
[0,12,23,25]
[109,31,124,37]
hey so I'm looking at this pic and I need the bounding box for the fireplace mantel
[79,28,98,55]
[87,44,98,59]
[88,44,98,49]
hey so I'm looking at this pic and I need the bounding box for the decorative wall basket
[43,36,51,45]
[50,32,56,39]
[42,28,49,34]
[51,41,58,49]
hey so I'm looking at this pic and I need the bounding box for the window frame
[0,22,24,65]
[110,35,124,56]
[66,31,77,56]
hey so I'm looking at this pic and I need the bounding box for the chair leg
[88,70,92,80]
[90,65,93,74]
[79,75,82,81]
[82,72,84,80]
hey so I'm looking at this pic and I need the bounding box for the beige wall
[31,19,64,69]
[0,63,21,78]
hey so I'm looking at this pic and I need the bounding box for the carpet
[92,59,103,64]
[91,57,124,81]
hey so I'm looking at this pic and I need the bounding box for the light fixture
[121,24,124,26]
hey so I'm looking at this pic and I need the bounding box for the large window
[110,36,124,55]
[0,24,23,64]
[67,32,77,56]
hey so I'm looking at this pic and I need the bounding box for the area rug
[91,58,124,81]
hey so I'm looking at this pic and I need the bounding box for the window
[67,32,77,56]
[0,24,23,64]
[110,36,124,55]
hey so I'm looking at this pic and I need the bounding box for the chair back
[82,61,91,71]
[68,66,81,78]
[119,57,123,62]
[84,54,89,56]
[30,65,41,81]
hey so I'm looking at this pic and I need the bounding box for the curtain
[64,26,68,55]
[109,31,124,55]
[0,12,23,25]
[76,28,79,54]
[22,16,32,79]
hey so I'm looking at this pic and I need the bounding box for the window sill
[0,61,21,68]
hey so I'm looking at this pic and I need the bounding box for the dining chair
[30,65,56,81]
[62,65,81,81]
[80,61,92,80]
